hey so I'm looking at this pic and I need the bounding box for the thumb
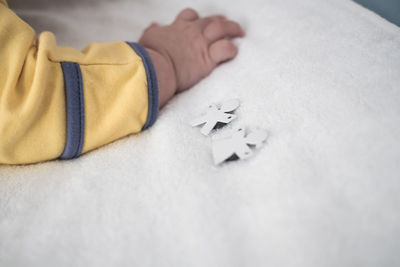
[145,22,160,32]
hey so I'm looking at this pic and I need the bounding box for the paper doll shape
[190,99,240,136]
[212,126,268,165]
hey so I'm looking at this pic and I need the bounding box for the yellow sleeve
[0,4,158,164]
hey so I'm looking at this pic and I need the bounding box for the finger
[204,20,244,44]
[196,15,226,30]
[209,39,238,64]
[176,8,200,21]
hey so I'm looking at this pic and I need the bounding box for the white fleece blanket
[1,0,400,266]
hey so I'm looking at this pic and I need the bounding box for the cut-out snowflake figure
[211,126,268,165]
[190,99,240,136]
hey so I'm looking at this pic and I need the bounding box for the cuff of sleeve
[126,42,159,130]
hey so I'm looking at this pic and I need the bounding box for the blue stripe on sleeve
[59,62,85,159]
[125,42,159,130]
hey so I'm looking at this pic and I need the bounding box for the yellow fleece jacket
[0,0,158,164]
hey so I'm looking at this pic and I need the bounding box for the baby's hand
[139,8,245,108]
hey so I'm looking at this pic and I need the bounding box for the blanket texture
[1,0,400,266]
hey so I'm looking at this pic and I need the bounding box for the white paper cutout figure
[190,99,240,136]
[211,126,268,165]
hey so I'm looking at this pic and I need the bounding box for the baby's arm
[0,2,243,165]
[1,1,152,164]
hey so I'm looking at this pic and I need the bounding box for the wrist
[144,48,177,109]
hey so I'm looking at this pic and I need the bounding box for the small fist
[139,8,244,106]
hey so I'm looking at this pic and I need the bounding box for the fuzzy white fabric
[1,0,400,266]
